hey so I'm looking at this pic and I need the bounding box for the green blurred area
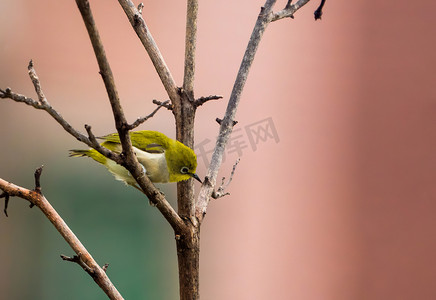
[0,150,179,299]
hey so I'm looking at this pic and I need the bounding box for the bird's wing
[143,143,165,154]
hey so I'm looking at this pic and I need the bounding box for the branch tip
[314,0,326,20]
[27,59,34,70]
[34,166,44,194]
[216,118,238,127]
[85,124,99,145]
[102,263,109,272]
[212,158,240,199]
[1,192,10,217]
[137,3,144,14]
[194,95,223,108]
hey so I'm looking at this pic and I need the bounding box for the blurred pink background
[1,0,436,299]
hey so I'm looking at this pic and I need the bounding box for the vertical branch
[176,0,199,222]
[183,0,198,95]
[174,2,200,300]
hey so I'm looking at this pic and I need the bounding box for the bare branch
[76,0,185,233]
[28,60,49,105]
[196,0,312,221]
[194,95,223,108]
[61,254,110,274]
[1,87,44,109]
[0,170,123,300]
[34,165,43,195]
[127,100,170,130]
[2,2,185,234]
[216,118,238,127]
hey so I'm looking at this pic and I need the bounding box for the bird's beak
[191,173,202,183]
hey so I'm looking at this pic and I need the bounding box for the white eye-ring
[180,167,189,174]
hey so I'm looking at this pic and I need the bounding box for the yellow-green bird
[70,131,201,188]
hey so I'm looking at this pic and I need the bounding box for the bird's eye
[180,167,189,174]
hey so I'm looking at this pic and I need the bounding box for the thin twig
[284,1,295,18]
[28,60,49,105]
[83,124,121,163]
[34,166,43,195]
[0,192,9,217]
[127,100,170,130]
[216,118,238,127]
[194,95,223,108]
[271,0,311,22]
[152,99,173,110]
[76,0,185,233]
[1,87,45,109]
[0,169,123,300]
[2,61,122,163]
[211,158,240,199]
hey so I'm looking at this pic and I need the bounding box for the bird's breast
[134,146,170,183]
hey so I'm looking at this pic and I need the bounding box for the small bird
[70,131,201,188]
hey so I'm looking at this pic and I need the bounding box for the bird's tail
[69,149,89,157]
[69,149,107,164]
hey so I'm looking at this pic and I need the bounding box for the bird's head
[166,141,201,183]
